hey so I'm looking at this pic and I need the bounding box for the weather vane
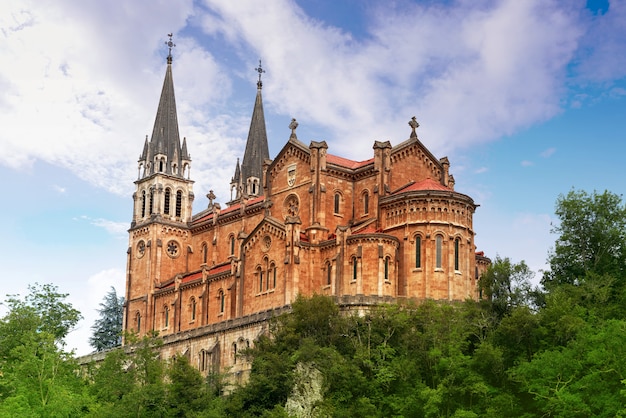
[165,33,176,63]
[255,59,265,88]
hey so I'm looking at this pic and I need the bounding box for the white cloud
[540,147,557,158]
[0,0,624,204]
[521,160,534,167]
[89,218,129,237]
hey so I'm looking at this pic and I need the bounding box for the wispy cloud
[521,160,534,167]
[540,147,557,158]
[75,215,127,237]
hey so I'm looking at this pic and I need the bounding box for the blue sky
[1,0,625,355]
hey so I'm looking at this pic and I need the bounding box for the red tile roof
[209,263,232,275]
[193,196,265,224]
[326,154,374,169]
[393,178,450,194]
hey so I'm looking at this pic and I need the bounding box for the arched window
[230,235,235,256]
[415,236,422,269]
[352,257,358,281]
[219,290,225,314]
[436,235,443,269]
[149,189,154,215]
[202,243,208,264]
[159,159,164,172]
[135,311,141,332]
[334,193,340,214]
[326,262,332,285]
[141,190,146,218]
[164,306,169,328]
[190,297,196,321]
[233,342,238,364]
[454,238,460,271]
[175,190,183,218]
[164,188,171,215]
[258,267,264,292]
[384,256,390,281]
[272,264,277,288]
[363,192,369,215]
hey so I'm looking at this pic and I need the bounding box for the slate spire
[138,34,190,179]
[238,60,270,197]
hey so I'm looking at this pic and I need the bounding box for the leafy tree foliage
[479,255,537,318]
[89,286,124,351]
[0,283,89,416]
[544,190,626,286]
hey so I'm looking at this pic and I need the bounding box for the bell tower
[124,34,194,338]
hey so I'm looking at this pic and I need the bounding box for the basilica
[123,43,490,377]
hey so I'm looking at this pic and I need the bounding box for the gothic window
[271,263,277,289]
[172,163,177,175]
[454,238,460,271]
[334,193,340,214]
[164,188,171,215]
[326,262,332,285]
[164,306,169,328]
[135,311,141,332]
[363,192,369,215]
[159,159,164,172]
[352,257,358,281]
[415,236,422,269]
[141,190,146,218]
[229,235,235,256]
[436,235,443,269]
[176,190,182,218]
[258,267,264,293]
[219,290,225,314]
[190,297,196,321]
[233,342,238,364]
[202,243,208,264]
[384,256,390,281]
[149,189,154,215]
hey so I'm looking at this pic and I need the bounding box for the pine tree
[89,286,124,351]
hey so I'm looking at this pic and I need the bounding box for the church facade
[123,47,490,378]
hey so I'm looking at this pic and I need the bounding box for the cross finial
[289,118,299,139]
[165,33,176,64]
[255,59,265,89]
[408,116,420,138]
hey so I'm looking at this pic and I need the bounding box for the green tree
[543,189,626,288]
[0,283,90,416]
[479,256,537,319]
[89,286,124,351]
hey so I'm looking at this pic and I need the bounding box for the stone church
[123,44,490,378]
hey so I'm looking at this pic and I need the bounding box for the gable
[241,217,286,256]
[267,138,311,187]
[390,137,444,184]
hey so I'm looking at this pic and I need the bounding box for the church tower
[125,35,194,336]
[230,60,270,202]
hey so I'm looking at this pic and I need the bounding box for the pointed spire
[240,60,270,197]
[138,34,190,179]
[181,137,190,160]
[232,158,241,183]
